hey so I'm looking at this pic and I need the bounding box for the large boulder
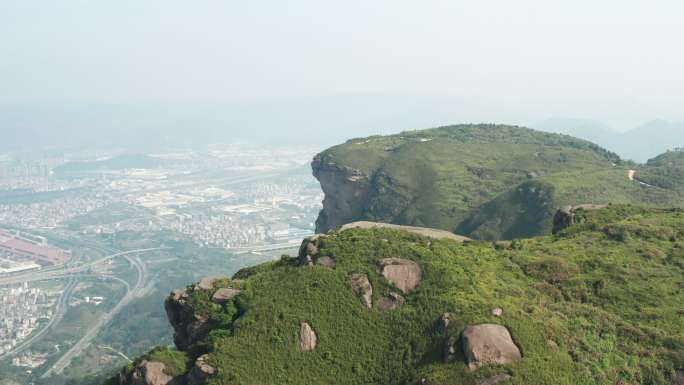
[211,288,241,304]
[196,277,216,291]
[380,258,422,294]
[375,292,405,311]
[462,324,522,370]
[299,322,317,352]
[677,369,684,385]
[298,235,327,266]
[350,273,373,309]
[121,360,174,385]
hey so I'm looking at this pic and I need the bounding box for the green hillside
[313,125,684,239]
[110,205,684,385]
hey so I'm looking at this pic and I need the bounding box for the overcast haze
[1,0,683,149]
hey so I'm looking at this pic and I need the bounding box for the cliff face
[312,153,372,233]
[311,124,684,240]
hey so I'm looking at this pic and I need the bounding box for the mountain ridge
[108,204,684,385]
[312,124,684,240]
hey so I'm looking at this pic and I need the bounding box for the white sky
[1,0,682,130]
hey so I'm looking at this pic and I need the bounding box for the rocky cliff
[311,124,684,239]
[312,153,373,233]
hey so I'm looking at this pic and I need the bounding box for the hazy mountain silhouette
[533,118,684,162]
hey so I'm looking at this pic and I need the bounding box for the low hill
[54,154,162,175]
[312,124,684,240]
[109,205,684,385]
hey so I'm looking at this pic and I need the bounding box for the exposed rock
[196,277,216,291]
[211,288,241,304]
[306,242,319,257]
[376,292,405,311]
[438,312,454,333]
[187,354,216,385]
[350,273,373,309]
[677,370,684,385]
[491,308,503,317]
[462,324,522,370]
[552,204,608,234]
[312,154,372,233]
[380,258,422,294]
[299,322,317,352]
[298,234,326,266]
[121,360,174,385]
[316,256,336,268]
[165,289,212,351]
[340,221,470,242]
[479,374,512,385]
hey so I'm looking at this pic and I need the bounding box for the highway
[41,245,151,378]
[0,247,167,286]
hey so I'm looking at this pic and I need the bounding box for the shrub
[524,256,578,284]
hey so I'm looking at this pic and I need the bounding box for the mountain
[109,205,684,385]
[533,118,684,162]
[312,124,684,240]
[532,117,619,152]
[620,120,684,162]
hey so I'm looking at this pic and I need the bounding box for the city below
[0,143,323,384]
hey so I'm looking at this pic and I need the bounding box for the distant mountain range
[533,118,684,162]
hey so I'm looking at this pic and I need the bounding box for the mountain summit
[312,124,684,240]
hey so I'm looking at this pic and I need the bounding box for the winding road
[41,245,151,378]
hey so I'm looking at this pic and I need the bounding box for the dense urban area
[0,144,323,385]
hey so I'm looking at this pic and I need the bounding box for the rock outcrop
[186,354,216,385]
[461,324,522,370]
[677,370,684,385]
[165,289,212,351]
[376,292,405,311]
[298,234,326,266]
[312,154,372,233]
[341,221,470,242]
[552,204,608,234]
[119,360,175,385]
[196,277,216,291]
[380,258,422,294]
[212,288,241,304]
[299,322,317,352]
[350,273,373,309]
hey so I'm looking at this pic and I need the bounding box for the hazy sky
[1,0,683,140]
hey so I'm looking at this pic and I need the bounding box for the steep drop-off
[312,124,684,239]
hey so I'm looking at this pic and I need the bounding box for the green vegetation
[115,205,684,384]
[140,347,189,377]
[314,124,684,239]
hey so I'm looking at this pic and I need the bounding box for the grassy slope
[318,125,684,239]
[157,205,684,385]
